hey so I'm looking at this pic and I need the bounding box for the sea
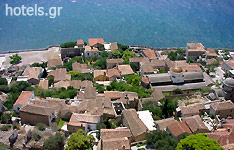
[0,0,233,51]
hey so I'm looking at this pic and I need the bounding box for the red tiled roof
[208,129,234,146]
[143,49,157,60]
[141,76,149,84]
[167,121,192,137]
[117,65,134,75]
[106,68,121,78]
[14,91,33,106]
[187,43,205,50]
[77,39,84,45]
[88,38,104,47]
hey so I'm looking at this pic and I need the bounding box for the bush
[13,123,20,130]
[0,78,8,85]
[43,133,65,150]
[32,130,41,141]
[173,88,183,95]
[0,113,11,124]
[60,41,76,48]
[37,123,46,131]
[0,125,11,131]
[10,54,22,64]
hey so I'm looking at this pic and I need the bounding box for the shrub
[13,123,20,130]
[0,125,11,131]
[60,41,76,48]
[0,113,11,124]
[173,88,183,95]
[32,130,41,141]
[10,54,22,64]
[37,123,46,131]
[0,78,8,85]
[43,133,65,150]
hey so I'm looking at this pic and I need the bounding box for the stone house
[94,70,109,82]
[166,121,192,139]
[76,39,84,48]
[13,91,34,113]
[72,62,90,73]
[117,65,134,76]
[186,43,206,61]
[210,100,234,119]
[22,67,43,85]
[84,46,99,58]
[106,58,123,69]
[60,48,84,59]
[88,38,104,49]
[20,104,56,126]
[106,68,121,81]
[183,115,209,134]
[222,60,234,72]
[142,49,157,60]
[48,68,71,83]
[47,58,63,69]
[154,118,176,131]
[122,109,148,142]
[176,103,207,118]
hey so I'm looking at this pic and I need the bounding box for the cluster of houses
[0,39,234,150]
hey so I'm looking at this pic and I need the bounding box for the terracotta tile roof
[129,57,150,63]
[106,68,121,78]
[88,38,104,47]
[154,118,177,130]
[187,43,205,50]
[210,100,234,111]
[90,48,99,52]
[104,91,121,99]
[23,67,42,80]
[183,115,208,133]
[150,59,166,67]
[47,58,63,68]
[222,119,234,129]
[106,58,123,64]
[102,137,131,150]
[110,42,118,51]
[121,92,138,101]
[101,128,131,140]
[165,59,176,68]
[143,49,157,60]
[80,80,92,88]
[122,109,148,138]
[208,129,234,146]
[69,113,101,124]
[20,104,54,116]
[39,80,48,89]
[224,60,234,69]
[207,48,217,57]
[94,70,107,78]
[117,65,134,75]
[77,39,84,45]
[84,87,96,99]
[167,121,192,137]
[14,91,33,106]
[48,68,70,82]
[141,76,149,84]
[151,90,165,101]
[175,61,201,72]
[67,122,87,127]
[54,81,70,89]
[85,46,91,51]
[179,103,206,116]
[72,62,90,73]
[70,80,82,89]
[141,65,154,73]
[207,58,217,65]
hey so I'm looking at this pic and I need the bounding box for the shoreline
[0,45,234,55]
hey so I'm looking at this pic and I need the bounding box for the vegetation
[65,129,95,150]
[112,50,122,58]
[157,69,167,74]
[0,78,8,85]
[30,62,47,68]
[146,130,178,150]
[58,118,68,128]
[106,81,153,98]
[125,75,141,86]
[69,71,93,81]
[32,130,41,141]
[10,54,22,64]
[176,134,223,150]
[143,98,178,120]
[60,41,77,48]
[168,49,186,61]
[62,56,85,71]
[0,124,11,131]
[0,142,8,149]
[43,133,65,150]
[37,123,46,131]
[34,86,77,99]
[186,58,193,64]
[93,58,107,69]
[122,49,135,64]
[173,88,183,95]
[0,113,11,124]
[224,72,229,78]
[12,123,20,130]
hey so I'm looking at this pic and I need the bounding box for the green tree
[43,133,65,150]
[37,123,46,131]
[176,134,223,150]
[117,43,129,51]
[48,76,54,86]
[65,129,94,150]
[60,41,77,48]
[10,54,22,64]
[125,75,140,86]
[122,50,135,63]
[186,58,193,64]
[142,101,162,120]
[173,88,183,95]
[146,130,178,150]
[0,78,8,85]
[93,58,107,69]
[224,72,229,78]
[112,50,122,58]
[162,98,177,118]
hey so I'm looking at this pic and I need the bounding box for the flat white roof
[137,110,156,131]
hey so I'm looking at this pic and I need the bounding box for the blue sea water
[0,0,233,51]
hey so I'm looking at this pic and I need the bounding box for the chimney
[228,128,230,132]
[123,145,125,150]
